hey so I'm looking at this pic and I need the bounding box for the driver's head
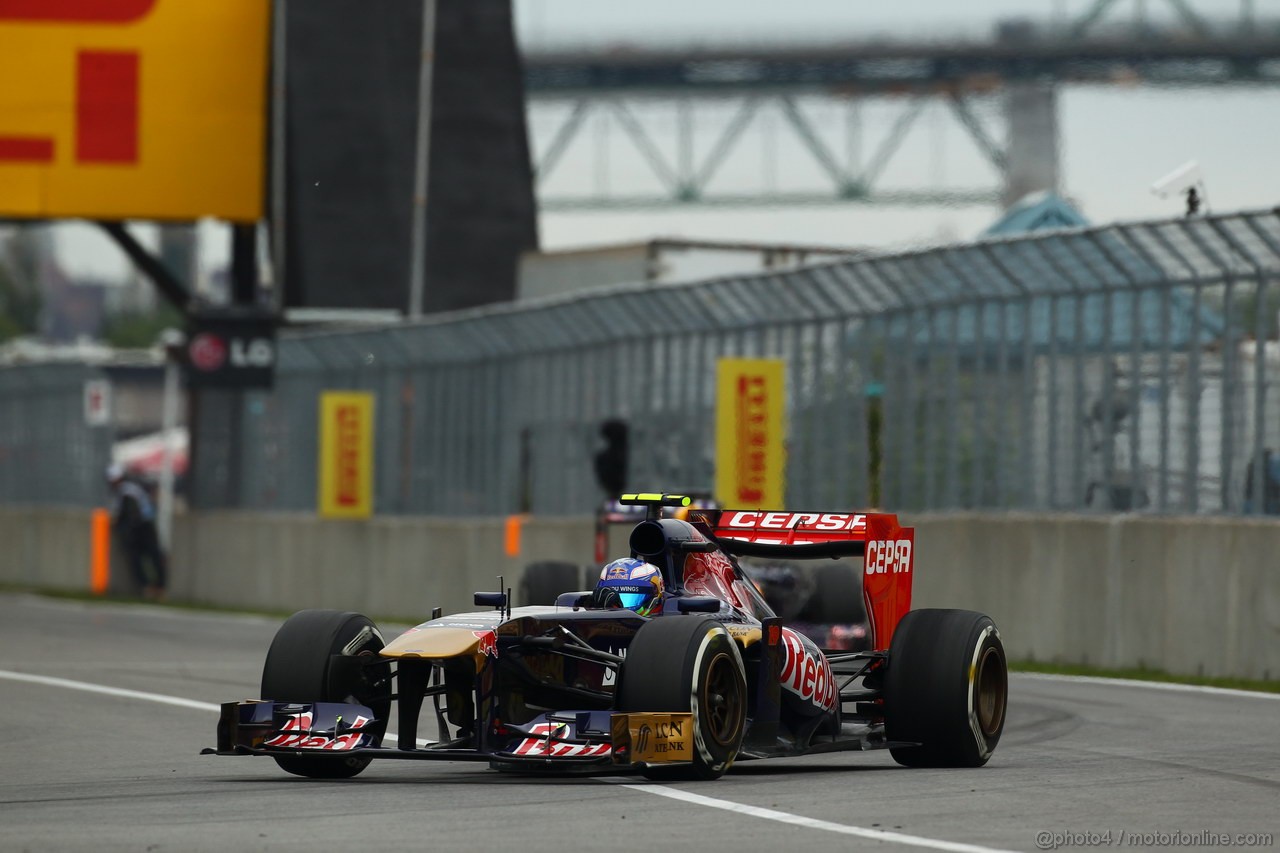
[593,557,664,617]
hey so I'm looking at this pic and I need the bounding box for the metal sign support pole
[408,0,438,319]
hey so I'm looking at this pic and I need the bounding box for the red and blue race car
[206,494,1008,780]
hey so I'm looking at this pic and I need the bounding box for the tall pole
[270,0,288,308]
[407,0,438,319]
[157,334,183,550]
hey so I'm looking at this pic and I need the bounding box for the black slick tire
[883,608,1008,768]
[617,615,747,781]
[811,563,865,624]
[520,561,582,605]
[260,609,391,779]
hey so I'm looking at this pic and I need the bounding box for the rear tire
[811,563,865,624]
[884,608,1007,768]
[520,561,582,606]
[617,616,746,780]
[260,609,390,779]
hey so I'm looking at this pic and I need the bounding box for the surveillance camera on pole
[1151,160,1206,217]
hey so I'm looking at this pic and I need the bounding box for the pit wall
[1,507,1276,681]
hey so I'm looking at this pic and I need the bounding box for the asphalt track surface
[1,593,1277,853]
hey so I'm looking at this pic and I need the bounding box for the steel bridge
[523,0,1280,212]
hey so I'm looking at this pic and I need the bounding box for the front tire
[260,609,391,779]
[883,608,1007,768]
[617,616,747,780]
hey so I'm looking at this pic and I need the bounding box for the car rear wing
[694,508,915,651]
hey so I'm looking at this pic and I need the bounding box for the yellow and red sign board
[318,392,374,519]
[0,0,269,221]
[715,358,786,509]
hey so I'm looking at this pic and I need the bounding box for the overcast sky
[512,0,1280,253]
[516,0,1089,47]
[56,0,1280,277]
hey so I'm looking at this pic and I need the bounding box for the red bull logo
[263,712,371,751]
[779,628,838,710]
[263,710,313,747]
[511,722,611,758]
[472,630,498,658]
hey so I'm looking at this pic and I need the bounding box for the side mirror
[676,596,721,614]
[474,592,507,609]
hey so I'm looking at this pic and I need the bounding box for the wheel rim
[975,645,1007,737]
[701,651,744,746]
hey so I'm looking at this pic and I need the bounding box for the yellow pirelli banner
[715,358,786,509]
[318,392,374,519]
[0,0,270,221]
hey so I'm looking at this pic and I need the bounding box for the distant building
[518,238,863,302]
[983,190,1089,237]
[45,277,108,343]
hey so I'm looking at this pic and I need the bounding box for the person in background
[106,463,168,601]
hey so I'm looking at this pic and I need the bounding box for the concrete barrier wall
[168,512,602,620]
[2,506,1276,680]
[905,513,1280,681]
[0,507,95,591]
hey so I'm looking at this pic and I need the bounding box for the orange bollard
[504,514,526,558]
[90,508,111,595]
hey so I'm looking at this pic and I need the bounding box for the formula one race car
[205,494,1008,781]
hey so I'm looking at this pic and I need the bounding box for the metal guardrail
[195,208,1280,518]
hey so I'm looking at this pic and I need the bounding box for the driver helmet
[593,557,664,617]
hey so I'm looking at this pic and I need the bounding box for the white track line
[606,780,1020,853]
[1013,672,1280,700]
[0,669,435,746]
[0,669,221,712]
[2,666,1018,853]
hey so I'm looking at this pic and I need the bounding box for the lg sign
[188,333,274,372]
[187,334,227,372]
[184,315,277,389]
[234,339,276,368]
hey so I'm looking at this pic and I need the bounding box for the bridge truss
[523,0,1280,212]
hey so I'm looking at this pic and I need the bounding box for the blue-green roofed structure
[982,191,1090,237]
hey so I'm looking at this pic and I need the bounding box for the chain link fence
[0,362,116,505]
[4,211,1277,516]
[187,209,1280,518]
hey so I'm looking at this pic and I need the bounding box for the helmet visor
[615,592,651,611]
